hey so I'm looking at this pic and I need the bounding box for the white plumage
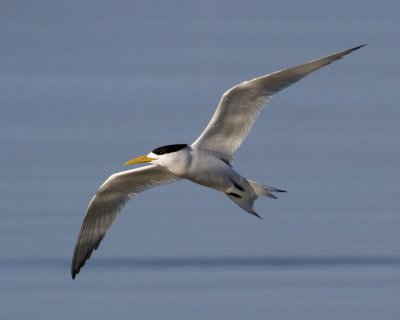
[71,45,365,278]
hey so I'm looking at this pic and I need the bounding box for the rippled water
[1,1,399,319]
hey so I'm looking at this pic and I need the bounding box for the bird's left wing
[71,165,179,279]
[191,45,365,161]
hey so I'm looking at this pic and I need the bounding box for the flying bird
[71,45,365,278]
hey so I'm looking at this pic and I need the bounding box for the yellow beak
[124,155,155,166]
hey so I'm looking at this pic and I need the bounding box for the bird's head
[124,144,190,168]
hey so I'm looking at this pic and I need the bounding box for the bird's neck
[158,149,192,177]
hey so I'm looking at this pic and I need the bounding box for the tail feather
[225,178,285,219]
[247,180,286,199]
[226,194,262,219]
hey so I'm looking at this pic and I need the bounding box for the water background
[1,1,399,319]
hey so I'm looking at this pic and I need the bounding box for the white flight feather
[192,45,365,161]
[71,165,179,278]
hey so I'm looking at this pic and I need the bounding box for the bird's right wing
[191,45,365,161]
[71,165,179,279]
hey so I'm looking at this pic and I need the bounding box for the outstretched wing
[191,45,365,161]
[71,165,179,279]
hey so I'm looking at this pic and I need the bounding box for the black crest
[152,144,188,155]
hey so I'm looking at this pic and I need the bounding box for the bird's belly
[183,160,235,192]
[187,173,229,191]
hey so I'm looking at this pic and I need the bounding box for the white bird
[71,45,365,278]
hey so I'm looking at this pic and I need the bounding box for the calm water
[1,1,399,319]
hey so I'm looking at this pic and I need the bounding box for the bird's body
[71,45,365,278]
[171,147,235,191]
[159,146,273,215]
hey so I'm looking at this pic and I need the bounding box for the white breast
[184,148,237,191]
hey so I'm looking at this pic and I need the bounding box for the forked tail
[226,179,286,219]
[247,180,286,199]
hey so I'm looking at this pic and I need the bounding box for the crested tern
[71,45,365,278]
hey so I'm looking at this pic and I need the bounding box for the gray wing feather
[192,45,365,160]
[71,165,179,278]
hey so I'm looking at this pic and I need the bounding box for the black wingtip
[250,211,263,219]
[71,250,92,280]
[352,44,367,51]
[71,248,92,280]
[71,264,80,279]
